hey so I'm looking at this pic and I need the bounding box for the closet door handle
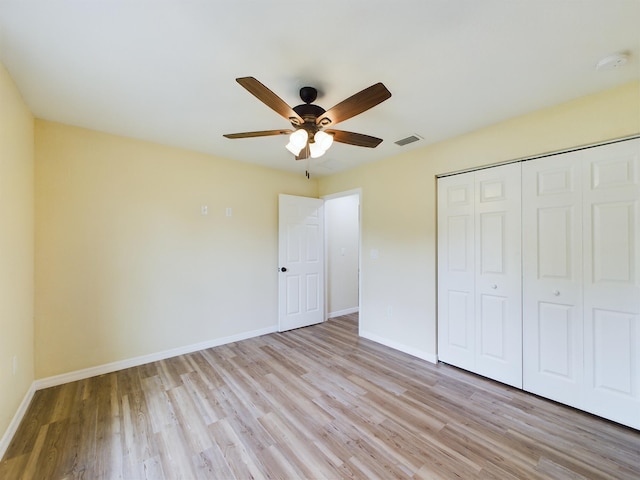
[553,290,560,296]
[491,284,497,289]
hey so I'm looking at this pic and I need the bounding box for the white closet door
[582,139,640,429]
[522,152,584,407]
[438,164,522,388]
[439,138,639,428]
[474,163,522,388]
[437,172,475,372]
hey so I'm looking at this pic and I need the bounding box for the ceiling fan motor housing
[292,103,325,139]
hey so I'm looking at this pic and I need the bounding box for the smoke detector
[596,52,629,71]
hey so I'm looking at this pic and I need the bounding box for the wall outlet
[201,205,208,215]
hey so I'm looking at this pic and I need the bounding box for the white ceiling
[1,1,639,176]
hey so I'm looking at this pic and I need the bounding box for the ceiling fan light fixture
[309,131,334,158]
[286,128,308,155]
[314,131,334,150]
[286,141,303,156]
[224,77,391,161]
[290,128,307,147]
[309,141,326,158]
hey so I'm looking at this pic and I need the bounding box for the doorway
[323,190,361,324]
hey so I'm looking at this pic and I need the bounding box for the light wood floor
[2,314,639,479]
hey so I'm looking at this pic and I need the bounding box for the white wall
[325,193,359,317]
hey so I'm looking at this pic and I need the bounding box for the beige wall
[318,81,640,361]
[34,121,317,378]
[0,64,35,439]
[325,193,360,315]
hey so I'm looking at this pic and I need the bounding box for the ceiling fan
[223,77,391,160]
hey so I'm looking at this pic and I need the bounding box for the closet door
[474,164,522,388]
[438,163,522,388]
[522,152,584,407]
[437,172,475,372]
[582,139,640,429]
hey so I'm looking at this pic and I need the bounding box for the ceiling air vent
[394,134,422,146]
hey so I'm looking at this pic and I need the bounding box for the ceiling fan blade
[325,129,383,148]
[317,83,391,127]
[223,129,292,139]
[236,77,303,125]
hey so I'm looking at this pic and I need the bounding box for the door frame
[321,188,362,326]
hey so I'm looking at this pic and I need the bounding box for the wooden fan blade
[236,77,303,125]
[223,129,292,139]
[317,83,391,126]
[325,129,383,148]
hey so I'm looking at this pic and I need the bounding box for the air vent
[394,135,422,146]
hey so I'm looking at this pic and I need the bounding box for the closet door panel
[522,154,583,407]
[582,139,640,429]
[437,173,476,371]
[536,303,575,375]
[474,163,522,388]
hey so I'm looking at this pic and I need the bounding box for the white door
[522,151,584,407]
[582,139,640,428]
[437,172,476,372]
[437,163,522,388]
[474,163,522,388]
[278,194,325,332]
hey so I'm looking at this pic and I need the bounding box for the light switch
[226,207,233,217]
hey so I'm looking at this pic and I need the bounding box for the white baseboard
[328,307,359,319]
[34,325,278,390]
[0,382,36,460]
[359,330,437,364]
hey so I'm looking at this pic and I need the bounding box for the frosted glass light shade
[286,129,308,155]
[308,130,334,158]
[286,141,303,155]
[309,141,325,158]
[314,131,334,150]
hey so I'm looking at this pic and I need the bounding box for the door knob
[280,267,287,272]
[491,284,497,289]
[553,290,560,296]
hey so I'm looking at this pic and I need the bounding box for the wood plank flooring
[2,313,639,479]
